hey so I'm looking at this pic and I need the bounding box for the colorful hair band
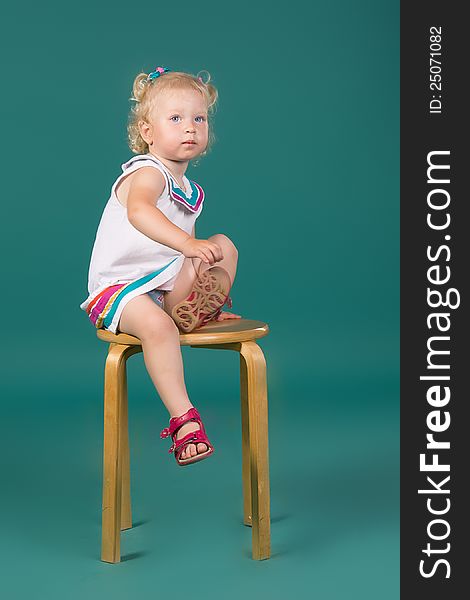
[147,66,171,82]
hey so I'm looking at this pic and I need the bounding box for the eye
[195,116,206,123]
[170,115,181,122]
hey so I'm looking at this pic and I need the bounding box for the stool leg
[240,356,252,527]
[120,359,132,531]
[101,344,131,563]
[240,341,271,560]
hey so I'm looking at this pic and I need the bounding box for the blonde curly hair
[127,69,218,162]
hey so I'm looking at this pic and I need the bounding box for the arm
[127,168,221,264]
[127,167,191,252]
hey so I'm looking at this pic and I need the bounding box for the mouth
[182,141,196,145]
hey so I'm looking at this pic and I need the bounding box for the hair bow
[147,66,171,82]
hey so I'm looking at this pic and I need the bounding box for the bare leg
[117,294,206,460]
[163,233,239,315]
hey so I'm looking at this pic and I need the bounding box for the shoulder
[125,161,176,216]
[127,165,166,191]
[125,167,167,210]
[115,165,167,208]
[123,155,170,192]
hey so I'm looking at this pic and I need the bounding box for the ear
[138,120,152,145]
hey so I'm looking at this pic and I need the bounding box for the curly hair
[127,69,218,163]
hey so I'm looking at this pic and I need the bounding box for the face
[140,88,209,162]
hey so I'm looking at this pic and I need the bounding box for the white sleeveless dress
[79,153,205,333]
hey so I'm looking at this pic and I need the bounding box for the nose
[185,121,196,133]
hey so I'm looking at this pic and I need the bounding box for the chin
[182,150,200,159]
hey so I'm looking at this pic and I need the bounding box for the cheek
[161,125,178,142]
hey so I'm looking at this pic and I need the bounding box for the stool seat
[96,318,269,346]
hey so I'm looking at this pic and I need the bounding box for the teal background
[0,0,399,598]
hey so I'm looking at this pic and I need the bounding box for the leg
[240,354,252,527]
[163,233,239,315]
[240,341,271,560]
[117,294,207,460]
[189,340,271,559]
[120,350,132,531]
[102,343,132,562]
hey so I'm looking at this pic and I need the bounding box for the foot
[215,310,242,321]
[175,420,208,460]
[171,267,232,333]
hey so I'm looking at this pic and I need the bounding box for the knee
[140,311,179,343]
[210,233,238,259]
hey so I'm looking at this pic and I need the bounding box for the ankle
[169,402,194,419]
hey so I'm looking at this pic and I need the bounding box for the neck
[148,151,189,182]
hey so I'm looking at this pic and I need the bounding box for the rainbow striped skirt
[82,257,182,334]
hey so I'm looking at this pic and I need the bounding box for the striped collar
[168,177,204,213]
[143,153,205,213]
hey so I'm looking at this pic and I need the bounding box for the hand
[181,237,224,265]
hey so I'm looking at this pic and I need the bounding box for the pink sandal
[171,266,233,333]
[160,407,214,466]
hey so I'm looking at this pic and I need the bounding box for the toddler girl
[80,66,241,466]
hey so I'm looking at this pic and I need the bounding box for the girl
[80,66,241,466]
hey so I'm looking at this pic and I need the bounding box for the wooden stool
[96,318,271,563]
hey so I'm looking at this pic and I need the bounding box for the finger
[208,248,218,264]
[203,247,217,264]
[198,250,211,264]
[209,243,224,262]
[215,244,224,262]
[202,246,217,264]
